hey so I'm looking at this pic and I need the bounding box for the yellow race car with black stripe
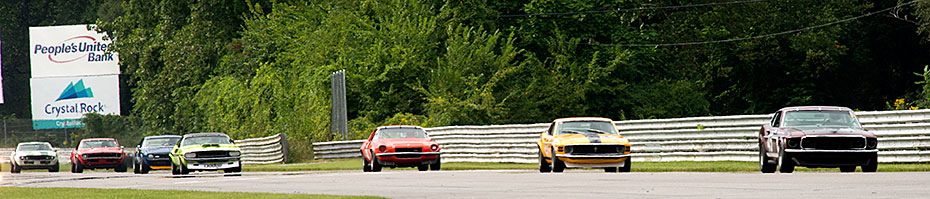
[537,117,631,172]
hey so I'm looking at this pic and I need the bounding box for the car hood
[554,134,629,145]
[786,127,875,137]
[77,147,123,154]
[141,146,173,154]
[12,151,57,157]
[176,144,240,153]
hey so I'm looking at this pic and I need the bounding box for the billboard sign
[31,75,120,129]
[29,24,119,78]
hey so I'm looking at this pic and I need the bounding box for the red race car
[360,125,441,172]
[70,138,128,173]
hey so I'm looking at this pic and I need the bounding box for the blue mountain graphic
[56,79,94,101]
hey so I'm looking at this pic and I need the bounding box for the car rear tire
[777,148,794,173]
[550,148,565,173]
[430,156,441,171]
[72,161,84,173]
[862,155,878,172]
[224,161,242,173]
[362,156,372,172]
[224,167,241,173]
[49,163,60,172]
[370,150,382,172]
[140,161,150,174]
[604,167,617,172]
[760,143,776,173]
[840,166,856,172]
[171,162,180,175]
[115,161,128,172]
[133,159,141,174]
[538,149,551,173]
[180,163,190,175]
[619,158,631,173]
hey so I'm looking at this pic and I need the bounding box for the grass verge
[0,187,384,199]
[245,158,930,173]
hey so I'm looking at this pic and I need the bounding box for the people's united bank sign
[30,24,119,78]
[30,24,120,129]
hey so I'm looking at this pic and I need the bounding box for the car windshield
[181,136,231,146]
[79,140,118,149]
[556,121,618,135]
[143,137,180,148]
[374,128,428,140]
[17,144,52,151]
[782,110,861,128]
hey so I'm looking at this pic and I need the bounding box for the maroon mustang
[759,106,878,173]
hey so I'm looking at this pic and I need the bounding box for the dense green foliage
[3,0,930,161]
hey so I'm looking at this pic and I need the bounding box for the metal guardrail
[234,133,288,164]
[0,133,288,165]
[312,109,930,163]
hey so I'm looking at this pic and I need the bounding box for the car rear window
[79,140,118,149]
[374,128,428,140]
[556,121,618,135]
[181,136,231,146]
[17,144,52,151]
[782,110,861,128]
[143,137,181,148]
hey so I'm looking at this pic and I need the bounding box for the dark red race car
[360,125,441,172]
[70,138,128,173]
[759,106,879,173]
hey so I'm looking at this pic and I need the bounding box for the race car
[71,138,128,173]
[9,142,59,173]
[169,133,242,175]
[360,125,441,172]
[537,117,632,173]
[759,106,879,173]
[132,135,182,174]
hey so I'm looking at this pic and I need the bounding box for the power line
[497,0,774,18]
[586,0,918,47]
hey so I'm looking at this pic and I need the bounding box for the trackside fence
[312,110,930,163]
[0,133,288,165]
[235,133,288,164]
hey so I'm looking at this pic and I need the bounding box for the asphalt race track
[2,170,929,198]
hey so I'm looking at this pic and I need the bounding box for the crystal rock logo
[44,79,104,117]
[56,79,94,101]
[33,35,114,64]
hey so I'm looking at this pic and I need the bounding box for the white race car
[10,142,60,173]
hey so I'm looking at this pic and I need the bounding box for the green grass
[0,187,383,199]
[244,158,930,173]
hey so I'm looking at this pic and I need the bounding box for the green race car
[169,133,242,175]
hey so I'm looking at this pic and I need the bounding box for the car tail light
[430,145,439,151]
[379,145,387,152]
